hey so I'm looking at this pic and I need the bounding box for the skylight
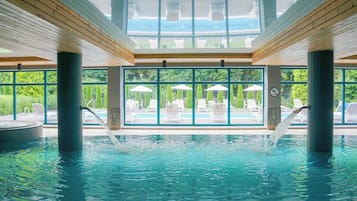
[0,47,13,54]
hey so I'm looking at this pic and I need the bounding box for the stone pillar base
[108,107,120,130]
[267,107,281,130]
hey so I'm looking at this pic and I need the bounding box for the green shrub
[47,95,57,110]
[236,85,244,108]
[16,95,43,113]
[0,95,13,115]
[95,85,102,108]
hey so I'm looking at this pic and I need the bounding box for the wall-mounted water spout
[293,105,310,114]
[80,106,120,146]
[270,105,310,146]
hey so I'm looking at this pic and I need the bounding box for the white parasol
[205,84,228,91]
[243,85,262,91]
[171,84,192,90]
[129,85,153,92]
[129,85,152,109]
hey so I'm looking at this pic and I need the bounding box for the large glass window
[344,69,357,123]
[126,0,261,49]
[124,69,158,125]
[82,69,108,124]
[0,72,13,120]
[276,0,298,17]
[159,69,193,125]
[127,0,159,49]
[15,71,45,122]
[281,68,308,124]
[228,0,260,48]
[230,69,263,124]
[195,0,227,48]
[334,69,343,124]
[160,0,193,49]
[124,67,264,126]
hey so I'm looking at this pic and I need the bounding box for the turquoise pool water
[1,135,356,200]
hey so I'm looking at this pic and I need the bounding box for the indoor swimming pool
[0,135,356,200]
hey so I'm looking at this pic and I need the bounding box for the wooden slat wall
[252,0,357,65]
[2,0,134,67]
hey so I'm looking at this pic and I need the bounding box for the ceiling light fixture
[17,63,22,71]
[220,59,225,67]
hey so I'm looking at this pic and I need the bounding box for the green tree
[206,84,213,102]
[103,86,108,108]
[16,72,44,97]
[248,91,254,99]
[166,85,173,103]
[217,91,224,103]
[4,86,12,95]
[82,69,107,82]
[95,85,102,108]
[125,85,129,99]
[197,84,203,99]
[160,90,164,108]
[144,92,150,108]
[256,91,262,104]
[176,89,183,99]
[186,90,192,108]
[345,70,357,102]
[230,85,234,107]
[236,85,244,108]
[291,70,308,104]
[135,91,141,105]
[86,86,93,106]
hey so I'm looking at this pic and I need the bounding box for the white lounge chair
[246,99,260,112]
[293,99,303,109]
[173,99,185,112]
[210,103,226,122]
[208,100,216,109]
[32,103,44,121]
[147,99,157,112]
[345,102,357,122]
[166,103,181,122]
[334,101,349,122]
[224,99,234,111]
[32,103,57,122]
[197,99,208,112]
[125,99,137,122]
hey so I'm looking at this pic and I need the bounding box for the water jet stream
[80,106,120,146]
[270,106,309,146]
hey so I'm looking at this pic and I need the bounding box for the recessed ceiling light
[0,47,13,53]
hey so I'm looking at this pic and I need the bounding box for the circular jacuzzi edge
[0,120,43,142]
